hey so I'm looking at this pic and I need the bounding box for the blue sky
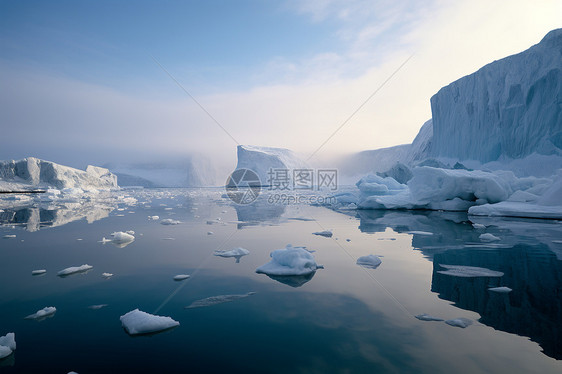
[1,0,561,171]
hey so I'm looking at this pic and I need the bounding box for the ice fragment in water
[160,219,180,225]
[25,307,56,320]
[0,333,16,359]
[437,264,503,278]
[256,245,319,276]
[312,230,332,237]
[31,269,46,276]
[408,231,433,236]
[119,309,179,335]
[102,273,113,278]
[356,255,382,269]
[186,292,256,309]
[88,304,108,310]
[173,274,190,281]
[488,286,512,293]
[415,314,444,322]
[479,233,500,242]
[445,318,473,328]
[57,264,93,277]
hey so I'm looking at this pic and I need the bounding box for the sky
[1,0,561,172]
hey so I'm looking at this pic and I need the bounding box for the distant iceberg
[57,264,93,277]
[25,307,56,320]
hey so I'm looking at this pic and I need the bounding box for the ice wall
[430,28,562,162]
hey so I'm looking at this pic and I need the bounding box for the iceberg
[119,309,179,335]
[31,269,47,275]
[185,292,256,309]
[160,219,180,225]
[356,255,382,269]
[256,244,319,276]
[232,145,308,186]
[488,286,512,293]
[0,157,117,191]
[173,274,190,281]
[57,264,93,277]
[312,230,333,238]
[25,306,56,320]
[102,273,113,278]
[479,233,500,242]
[0,333,15,359]
[109,231,135,247]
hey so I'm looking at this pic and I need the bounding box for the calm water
[0,188,561,373]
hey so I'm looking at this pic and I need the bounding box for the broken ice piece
[408,231,433,236]
[312,230,332,238]
[119,309,179,335]
[160,219,180,225]
[102,273,113,278]
[173,274,190,281]
[445,318,473,328]
[88,304,108,310]
[472,223,486,229]
[32,269,47,276]
[2,235,16,239]
[25,307,56,320]
[111,231,135,243]
[479,233,500,242]
[57,264,93,277]
[207,231,214,235]
[0,332,15,359]
[415,313,444,322]
[256,245,319,276]
[148,216,159,220]
[356,255,382,269]
[488,286,512,293]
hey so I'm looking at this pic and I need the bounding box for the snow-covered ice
[479,233,500,242]
[102,273,113,278]
[472,223,486,229]
[2,235,16,239]
[173,274,190,281]
[312,230,333,238]
[408,231,433,236]
[57,264,93,277]
[445,318,473,328]
[148,215,159,220]
[213,247,250,261]
[185,292,256,309]
[415,314,444,322]
[0,333,15,359]
[488,286,512,293]
[120,309,179,335]
[111,231,135,244]
[437,265,503,278]
[256,245,319,276]
[25,306,56,320]
[356,255,382,269]
[31,269,47,275]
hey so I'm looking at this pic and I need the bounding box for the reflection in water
[264,272,316,288]
[431,244,562,359]
[356,209,562,360]
[234,197,286,228]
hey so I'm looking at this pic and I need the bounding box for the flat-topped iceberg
[25,307,56,320]
[120,309,179,335]
[256,244,319,276]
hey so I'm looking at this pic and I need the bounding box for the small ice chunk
[76,238,83,241]
[173,274,190,281]
[415,313,444,322]
[32,269,47,275]
[408,231,433,236]
[164,207,173,210]
[312,230,333,238]
[185,292,256,309]
[445,318,473,328]
[207,231,214,235]
[57,264,93,277]
[2,235,16,239]
[553,240,562,244]
[99,237,112,244]
[125,230,135,235]
[214,247,250,258]
[25,306,57,320]
[437,264,503,278]
[102,273,113,278]
[472,223,486,229]
[160,219,180,225]
[162,237,175,240]
[88,304,108,310]
[119,309,179,335]
[479,233,500,242]
[488,286,512,293]
[149,215,159,220]
[111,231,135,243]
[356,255,382,269]
[0,333,16,355]
[256,245,319,276]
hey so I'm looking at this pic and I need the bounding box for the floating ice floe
[0,333,16,360]
[88,304,108,310]
[479,233,500,242]
[120,309,179,335]
[126,230,135,235]
[488,286,512,293]
[2,235,16,239]
[312,230,332,238]
[207,231,214,235]
[213,247,250,263]
[408,231,434,236]
[445,318,473,328]
[148,215,159,220]
[437,264,503,278]
[162,237,175,240]
[472,223,486,229]
[356,255,382,269]
[57,264,93,277]
[185,292,256,309]
[111,231,135,244]
[25,307,56,320]
[173,274,190,281]
[102,273,113,278]
[31,269,47,276]
[415,314,444,322]
[256,244,320,276]
[160,219,180,225]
